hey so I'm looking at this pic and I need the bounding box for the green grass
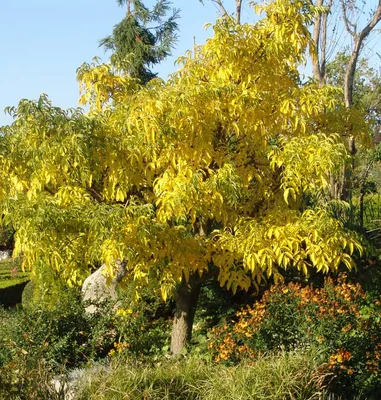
[75,349,330,400]
[0,259,30,289]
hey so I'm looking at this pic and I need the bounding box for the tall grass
[76,349,330,400]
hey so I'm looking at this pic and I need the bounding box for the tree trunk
[311,0,325,84]
[359,162,373,229]
[170,276,202,355]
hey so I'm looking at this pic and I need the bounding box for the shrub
[0,280,30,307]
[0,291,93,371]
[0,280,173,397]
[208,274,381,399]
[106,284,172,359]
[0,225,14,250]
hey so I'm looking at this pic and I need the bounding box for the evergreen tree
[100,0,179,83]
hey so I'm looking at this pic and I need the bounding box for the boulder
[0,250,11,261]
[81,260,126,314]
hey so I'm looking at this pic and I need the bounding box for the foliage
[208,274,381,399]
[0,224,14,250]
[106,283,172,359]
[325,51,381,226]
[0,279,172,397]
[100,0,179,83]
[326,51,381,127]
[192,279,249,339]
[0,0,370,352]
[0,0,365,297]
[0,355,62,400]
[0,292,93,370]
[76,349,328,400]
[24,262,82,311]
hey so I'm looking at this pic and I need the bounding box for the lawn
[0,258,29,289]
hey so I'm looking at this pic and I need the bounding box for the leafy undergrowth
[1,271,380,399]
[75,350,329,400]
[0,259,29,289]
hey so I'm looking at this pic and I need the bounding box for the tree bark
[359,162,373,229]
[236,0,243,24]
[127,0,132,16]
[311,0,333,85]
[170,275,202,355]
[312,0,325,84]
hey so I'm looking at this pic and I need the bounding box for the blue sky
[1,1,380,126]
[0,0,249,126]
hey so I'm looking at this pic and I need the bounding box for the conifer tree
[100,0,179,83]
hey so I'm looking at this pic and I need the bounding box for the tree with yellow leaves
[0,0,366,354]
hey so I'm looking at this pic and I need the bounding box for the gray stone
[0,250,11,261]
[81,260,126,314]
[51,364,111,399]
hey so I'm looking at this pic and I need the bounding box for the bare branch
[211,0,229,18]
[312,0,325,83]
[344,0,381,107]
[236,0,243,24]
[319,0,333,79]
[341,0,356,36]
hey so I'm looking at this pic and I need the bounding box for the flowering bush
[208,274,381,399]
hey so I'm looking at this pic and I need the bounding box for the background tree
[100,0,179,83]
[0,0,364,355]
[340,0,381,109]
[310,0,381,200]
[326,52,381,229]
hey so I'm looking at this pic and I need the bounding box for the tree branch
[344,0,381,107]
[211,0,229,18]
[341,0,356,37]
[319,0,332,80]
[236,0,243,24]
[312,0,324,83]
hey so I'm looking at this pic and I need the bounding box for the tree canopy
[0,0,367,353]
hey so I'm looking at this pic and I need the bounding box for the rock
[51,364,111,399]
[0,250,11,261]
[81,260,126,314]
[50,375,72,400]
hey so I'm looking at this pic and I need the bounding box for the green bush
[0,280,173,398]
[0,291,93,370]
[0,280,30,307]
[208,274,381,399]
[0,225,14,250]
[106,284,172,359]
